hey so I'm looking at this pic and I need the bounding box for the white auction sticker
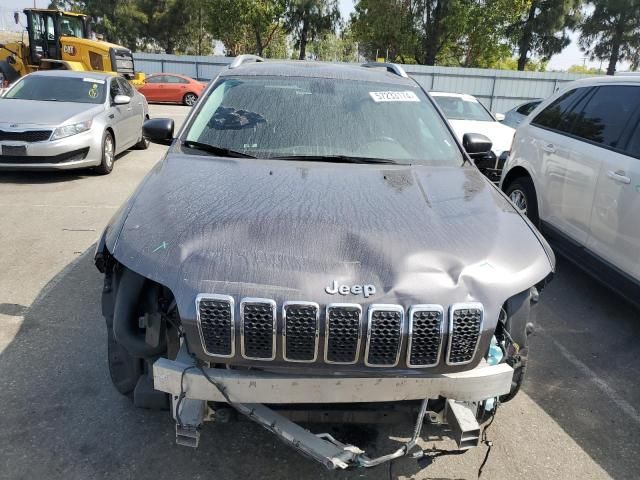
[83,78,105,84]
[369,91,420,103]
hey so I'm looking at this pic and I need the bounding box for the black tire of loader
[107,317,143,396]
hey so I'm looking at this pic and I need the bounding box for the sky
[0,0,627,71]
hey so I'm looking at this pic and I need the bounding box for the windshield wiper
[182,140,256,158]
[271,155,403,165]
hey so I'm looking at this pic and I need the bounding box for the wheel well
[106,127,115,149]
[502,166,531,191]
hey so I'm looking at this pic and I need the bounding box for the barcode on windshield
[369,91,420,103]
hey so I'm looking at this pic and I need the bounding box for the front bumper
[0,130,102,170]
[153,356,513,404]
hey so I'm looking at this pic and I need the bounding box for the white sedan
[431,92,515,182]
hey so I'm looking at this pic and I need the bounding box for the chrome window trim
[282,301,320,363]
[324,303,363,365]
[446,302,484,366]
[406,304,445,368]
[364,304,405,368]
[195,293,235,358]
[239,297,277,361]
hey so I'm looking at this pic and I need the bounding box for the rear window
[5,75,106,104]
[432,95,494,122]
[185,76,463,166]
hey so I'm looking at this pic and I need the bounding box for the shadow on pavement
[0,249,426,480]
[524,257,640,480]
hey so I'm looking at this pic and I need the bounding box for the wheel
[95,130,115,175]
[183,92,198,106]
[106,318,143,396]
[505,176,539,226]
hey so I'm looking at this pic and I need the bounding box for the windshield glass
[5,75,106,104]
[433,95,494,122]
[60,15,85,37]
[185,76,462,166]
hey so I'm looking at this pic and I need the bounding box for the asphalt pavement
[0,104,639,480]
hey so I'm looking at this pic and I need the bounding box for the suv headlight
[51,120,92,140]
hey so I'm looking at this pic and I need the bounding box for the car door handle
[607,170,631,184]
[542,143,555,154]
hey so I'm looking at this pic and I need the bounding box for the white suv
[501,76,640,301]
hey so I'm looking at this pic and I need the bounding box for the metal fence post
[195,61,200,80]
[489,75,497,111]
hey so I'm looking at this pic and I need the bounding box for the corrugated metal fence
[132,52,592,113]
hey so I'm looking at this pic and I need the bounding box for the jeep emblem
[325,280,376,298]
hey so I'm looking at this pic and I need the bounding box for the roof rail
[361,62,408,78]
[229,54,265,70]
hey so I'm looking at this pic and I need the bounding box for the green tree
[350,0,420,63]
[284,0,341,60]
[307,28,358,61]
[578,0,640,75]
[208,0,286,57]
[508,0,580,71]
[567,64,603,74]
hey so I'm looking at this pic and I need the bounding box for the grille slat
[241,299,276,360]
[365,305,403,367]
[447,304,483,365]
[407,305,444,368]
[196,295,234,357]
[0,130,52,142]
[283,302,319,362]
[325,304,362,364]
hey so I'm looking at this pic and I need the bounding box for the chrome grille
[283,302,319,362]
[407,305,444,368]
[365,305,404,367]
[196,294,234,357]
[325,304,362,364]
[240,298,276,360]
[447,304,483,365]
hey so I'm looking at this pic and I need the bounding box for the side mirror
[143,118,174,146]
[495,112,505,122]
[462,133,493,157]
[113,94,130,105]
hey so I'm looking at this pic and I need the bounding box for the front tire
[183,92,198,106]
[107,319,143,396]
[505,176,539,226]
[95,130,115,175]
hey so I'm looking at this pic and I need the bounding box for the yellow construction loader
[0,9,144,87]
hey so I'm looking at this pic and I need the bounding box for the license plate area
[2,145,27,156]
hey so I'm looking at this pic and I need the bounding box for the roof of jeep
[219,61,416,85]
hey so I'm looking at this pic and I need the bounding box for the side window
[626,122,640,158]
[517,101,540,116]
[145,75,163,84]
[166,75,188,84]
[110,78,122,99]
[572,85,640,148]
[118,78,134,96]
[531,88,589,132]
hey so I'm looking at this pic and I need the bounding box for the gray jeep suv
[94,57,554,469]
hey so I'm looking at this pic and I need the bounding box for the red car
[138,73,206,106]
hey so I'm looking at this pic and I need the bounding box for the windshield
[185,76,463,166]
[5,75,106,104]
[60,15,85,37]
[433,95,494,122]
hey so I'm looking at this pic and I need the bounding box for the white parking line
[540,327,640,425]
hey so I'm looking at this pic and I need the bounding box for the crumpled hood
[448,119,515,156]
[107,153,553,326]
[0,99,103,128]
